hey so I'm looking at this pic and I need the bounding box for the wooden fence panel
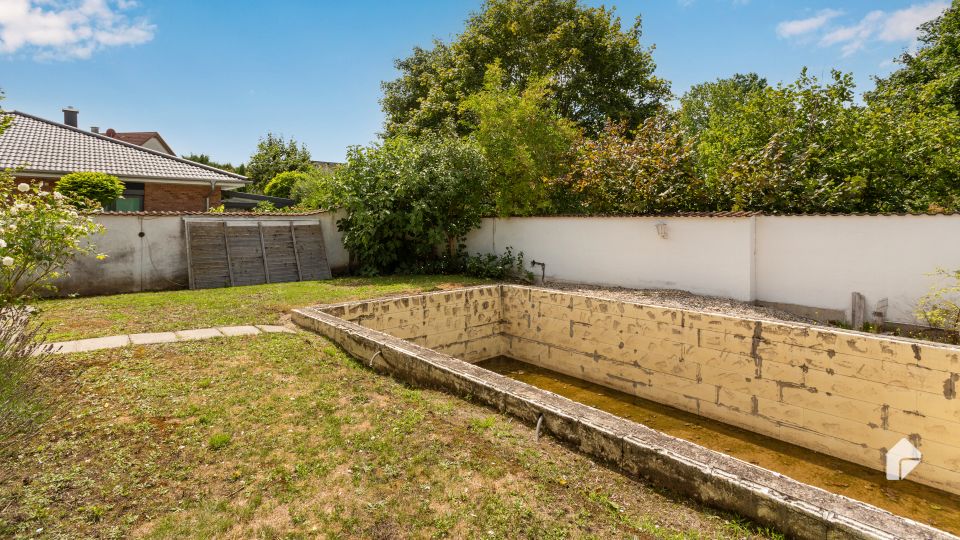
[295,224,333,280]
[187,222,231,289]
[226,226,267,286]
[186,220,331,289]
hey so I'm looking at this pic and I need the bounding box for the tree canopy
[381,0,669,137]
[868,1,960,112]
[245,133,313,190]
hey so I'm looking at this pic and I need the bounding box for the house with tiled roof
[0,108,248,211]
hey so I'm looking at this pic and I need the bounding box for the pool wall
[298,284,960,498]
[292,291,956,540]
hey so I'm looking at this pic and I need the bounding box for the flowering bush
[0,174,104,306]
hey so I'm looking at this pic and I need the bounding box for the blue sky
[0,0,949,165]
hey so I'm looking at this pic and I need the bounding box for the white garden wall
[54,211,349,297]
[464,215,960,326]
[464,216,754,300]
[54,211,960,327]
[755,215,960,325]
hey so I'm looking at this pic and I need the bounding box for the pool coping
[292,286,957,540]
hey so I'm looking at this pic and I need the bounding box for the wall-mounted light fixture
[655,221,668,239]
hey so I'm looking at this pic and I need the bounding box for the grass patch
[208,432,232,451]
[0,332,780,539]
[36,275,491,341]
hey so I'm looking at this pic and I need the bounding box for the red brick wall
[16,176,220,212]
[144,183,220,211]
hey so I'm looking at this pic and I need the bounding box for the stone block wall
[502,286,960,496]
[312,284,960,495]
[319,286,504,363]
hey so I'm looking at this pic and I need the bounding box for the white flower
[0,239,6,248]
[2,256,13,267]
[53,191,64,200]
[16,183,29,193]
[7,224,15,231]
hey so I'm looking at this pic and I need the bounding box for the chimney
[62,107,78,127]
[91,126,99,134]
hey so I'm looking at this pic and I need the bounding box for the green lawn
[37,275,491,341]
[2,279,782,539]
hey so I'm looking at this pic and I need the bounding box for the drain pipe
[368,349,383,368]
[535,413,544,442]
[205,180,218,211]
[530,260,546,284]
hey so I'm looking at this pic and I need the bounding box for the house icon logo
[886,438,922,481]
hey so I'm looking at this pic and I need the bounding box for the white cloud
[776,9,843,38]
[0,0,155,59]
[777,2,948,57]
[879,2,948,41]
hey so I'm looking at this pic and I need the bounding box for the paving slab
[256,325,295,334]
[67,335,131,353]
[45,323,281,355]
[217,325,262,337]
[129,332,179,345]
[175,328,224,341]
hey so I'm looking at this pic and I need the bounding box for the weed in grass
[208,432,232,450]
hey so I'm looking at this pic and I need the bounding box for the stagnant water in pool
[477,356,960,534]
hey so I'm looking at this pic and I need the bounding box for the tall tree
[868,1,960,112]
[245,133,312,190]
[381,0,670,137]
[461,64,581,216]
[678,73,767,137]
[181,153,246,176]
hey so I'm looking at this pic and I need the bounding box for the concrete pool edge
[292,304,957,540]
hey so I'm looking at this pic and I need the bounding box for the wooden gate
[185,219,332,289]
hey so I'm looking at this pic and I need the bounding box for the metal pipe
[530,260,546,284]
[535,413,544,442]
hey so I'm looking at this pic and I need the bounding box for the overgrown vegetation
[0,177,104,305]
[0,308,51,454]
[333,136,490,275]
[0,145,104,458]
[55,172,124,210]
[916,268,960,344]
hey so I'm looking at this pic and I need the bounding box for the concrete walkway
[45,324,294,354]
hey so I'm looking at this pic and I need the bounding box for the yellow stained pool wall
[317,284,960,495]
[319,286,505,362]
[501,286,960,496]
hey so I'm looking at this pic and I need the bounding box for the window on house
[108,182,145,211]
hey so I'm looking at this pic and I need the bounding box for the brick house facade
[144,183,222,211]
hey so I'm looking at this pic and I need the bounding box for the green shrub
[335,135,490,275]
[263,171,307,199]
[395,246,533,282]
[916,268,960,343]
[461,247,532,280]
[56,172,124,210]
[290,168,337,208]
